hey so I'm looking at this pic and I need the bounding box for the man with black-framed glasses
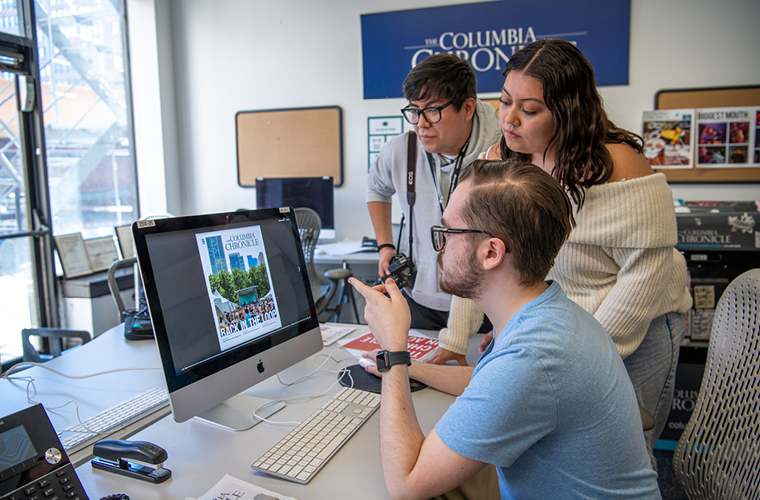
[351,160,660,500]
[366,53,500,336]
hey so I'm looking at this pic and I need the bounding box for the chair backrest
[294,207,323,304]
[107,256,138,319]
[672,268,760,499]
[22,327,91,363]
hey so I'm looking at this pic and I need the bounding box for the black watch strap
[376,350,411,373]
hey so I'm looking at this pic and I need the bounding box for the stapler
[91,439,172,483]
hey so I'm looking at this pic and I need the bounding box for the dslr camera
[377,253,417,290]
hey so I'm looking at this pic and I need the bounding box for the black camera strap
[406,131,417,265]
[405,128,471,250]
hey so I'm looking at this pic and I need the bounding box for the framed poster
[115,224,134,259]
[84,236,119,273]
[54,233,92,278]
[695,107,758,168]
[641,109,694,169]
[367,116,404,170]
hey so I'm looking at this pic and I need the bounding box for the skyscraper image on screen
[195,225,282,351]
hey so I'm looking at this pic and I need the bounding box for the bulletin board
[236,106,343,187]
[654,85,760,183]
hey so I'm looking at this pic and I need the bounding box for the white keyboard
[57,387,169,454]
[251,387,381,484]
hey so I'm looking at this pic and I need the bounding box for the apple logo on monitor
[257,360,264,374]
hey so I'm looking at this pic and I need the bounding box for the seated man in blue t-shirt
[350,159,661,500]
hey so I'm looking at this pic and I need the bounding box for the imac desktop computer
[131,208,323,431]
[255,176,335,240]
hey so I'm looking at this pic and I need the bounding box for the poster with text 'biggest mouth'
[196,225,281,351]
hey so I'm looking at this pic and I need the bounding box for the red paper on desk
[341,332,439,360]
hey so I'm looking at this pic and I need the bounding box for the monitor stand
[195,395,286,431]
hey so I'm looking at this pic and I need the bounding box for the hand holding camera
[376,253,416,290]
[377,244,397,277]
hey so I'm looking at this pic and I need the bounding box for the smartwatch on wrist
[376,350,411,373]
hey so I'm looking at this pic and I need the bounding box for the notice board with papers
[654,86,760,183]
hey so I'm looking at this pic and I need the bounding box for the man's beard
[437,244,484,300]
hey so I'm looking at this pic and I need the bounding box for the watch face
[375,350,409,372]
[376,351,389,373]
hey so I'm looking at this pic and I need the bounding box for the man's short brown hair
[458,159,575,286]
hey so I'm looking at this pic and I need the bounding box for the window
[35,0,138,239]
[0,0,138,366]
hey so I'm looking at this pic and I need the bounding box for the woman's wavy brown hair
[498,39,643,207]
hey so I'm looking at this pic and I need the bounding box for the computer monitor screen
[256,177,335,240]
[132,208,322,430]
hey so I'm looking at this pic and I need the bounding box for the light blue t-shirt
[436,282,661,499]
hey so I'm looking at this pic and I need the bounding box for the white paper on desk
[320,324,356,346]
[315,240,368,255]
[195,474,300,500]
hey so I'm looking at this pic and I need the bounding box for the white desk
[2,328,169,467]
[313,249,380,266]
[1,323,486,500]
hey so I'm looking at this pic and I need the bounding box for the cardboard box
[655,344,707,451]
[681,250,757,340]
[676,201,759,251]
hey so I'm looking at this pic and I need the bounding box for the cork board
[236,106,343,186]
[654,86,760,183]
[483,98,500,115]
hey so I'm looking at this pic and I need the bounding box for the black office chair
[107,255,153,340]
[21,327,91,363]
[295,208,327,311]
[107,256,138,321]
[294,208,359,323]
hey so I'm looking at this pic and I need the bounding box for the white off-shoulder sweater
[439,173,693,359]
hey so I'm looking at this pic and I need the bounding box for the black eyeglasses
[401,100,454,125]
[430,225,497,252]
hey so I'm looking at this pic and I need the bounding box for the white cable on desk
[254,347,357,425]
[1,361,161,433]
[1,361,160,379]
[3,349,362,430]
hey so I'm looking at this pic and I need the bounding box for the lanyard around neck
[425,135,471,212]
[405,131,471,259]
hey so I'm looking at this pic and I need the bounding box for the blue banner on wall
[361,0,630,99]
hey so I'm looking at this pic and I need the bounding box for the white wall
[128,0,182,218]
[132,0,760,241]
[605,0,760,202]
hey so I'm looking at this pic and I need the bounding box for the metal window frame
[1,0,139,370]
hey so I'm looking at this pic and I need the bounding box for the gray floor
[654,450,688,500]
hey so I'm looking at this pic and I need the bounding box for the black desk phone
[0,404,89,500]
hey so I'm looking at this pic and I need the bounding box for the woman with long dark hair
[435,39,692,466]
